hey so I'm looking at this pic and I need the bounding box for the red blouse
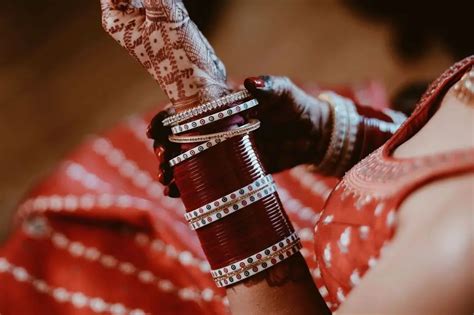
[313,55,474,311]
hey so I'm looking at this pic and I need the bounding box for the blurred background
[0,0,472,241]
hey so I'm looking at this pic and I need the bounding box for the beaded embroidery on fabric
[342,55,474,205]
[313,56,474,311]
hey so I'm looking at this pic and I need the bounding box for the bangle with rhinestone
[215,241,302,287]
[169,137,224,167]
[171,99,259,134]
[313,92,350,174]
[169,119,260,144]
[188,183,276,230]
[334,96,360,176]
[210,233,302,287]
[185,175,273,221]
[162,90,252,126]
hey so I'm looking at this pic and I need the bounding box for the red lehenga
[0,83,381,315]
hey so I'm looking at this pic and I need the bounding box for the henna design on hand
[100,0,229,109]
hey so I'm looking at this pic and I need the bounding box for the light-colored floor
[0,1,453,241]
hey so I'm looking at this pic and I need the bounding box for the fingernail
[154,147,164,159]
[245,77,266,91]
[157,172,164,183]
[250,77,265,88]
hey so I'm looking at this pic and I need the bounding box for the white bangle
[162,90,252,126]
[168,119,261,144]
[171,99,259,135]
[335,96,360,176]
[314,92,350,174]
[168,137,224,167]
[211,233,302,287]
[188,183,276,230]
[184,175,273,221]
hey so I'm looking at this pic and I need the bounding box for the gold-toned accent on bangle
[452,66,474,105]
[168,119,261,143]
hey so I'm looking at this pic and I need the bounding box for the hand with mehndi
[100,0,229,108]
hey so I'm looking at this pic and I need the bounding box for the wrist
[227,252,329,315]
[310,92,360,176]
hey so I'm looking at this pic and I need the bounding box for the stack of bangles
[312,91,406,176]
[313,91,361,176]
[162,90,303,287]
[161,89,404,286]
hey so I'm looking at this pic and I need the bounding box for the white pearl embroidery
[324,243,332,267]
[359,226,370,240]
[338,227,351,253]
[350,270,360,286]
[323,215,334,225]
[337,288,345,303]
[386,210,396,227]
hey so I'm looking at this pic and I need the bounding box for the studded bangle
[188,183,277,230]
[334,96,360,176]
[162,90,252,126]
[169,119,261,144]
[185,175,273,221]
[169,137,224,167]
[171,99,259,135]
[210,233,302,287]
[313,92,350,175]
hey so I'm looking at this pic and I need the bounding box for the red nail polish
[248,77,265,88]
[154,147,164,159]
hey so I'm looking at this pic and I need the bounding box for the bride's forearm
[227,253,330,315]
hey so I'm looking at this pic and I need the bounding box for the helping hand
[147,75,331,197]
[244,75,331,174]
